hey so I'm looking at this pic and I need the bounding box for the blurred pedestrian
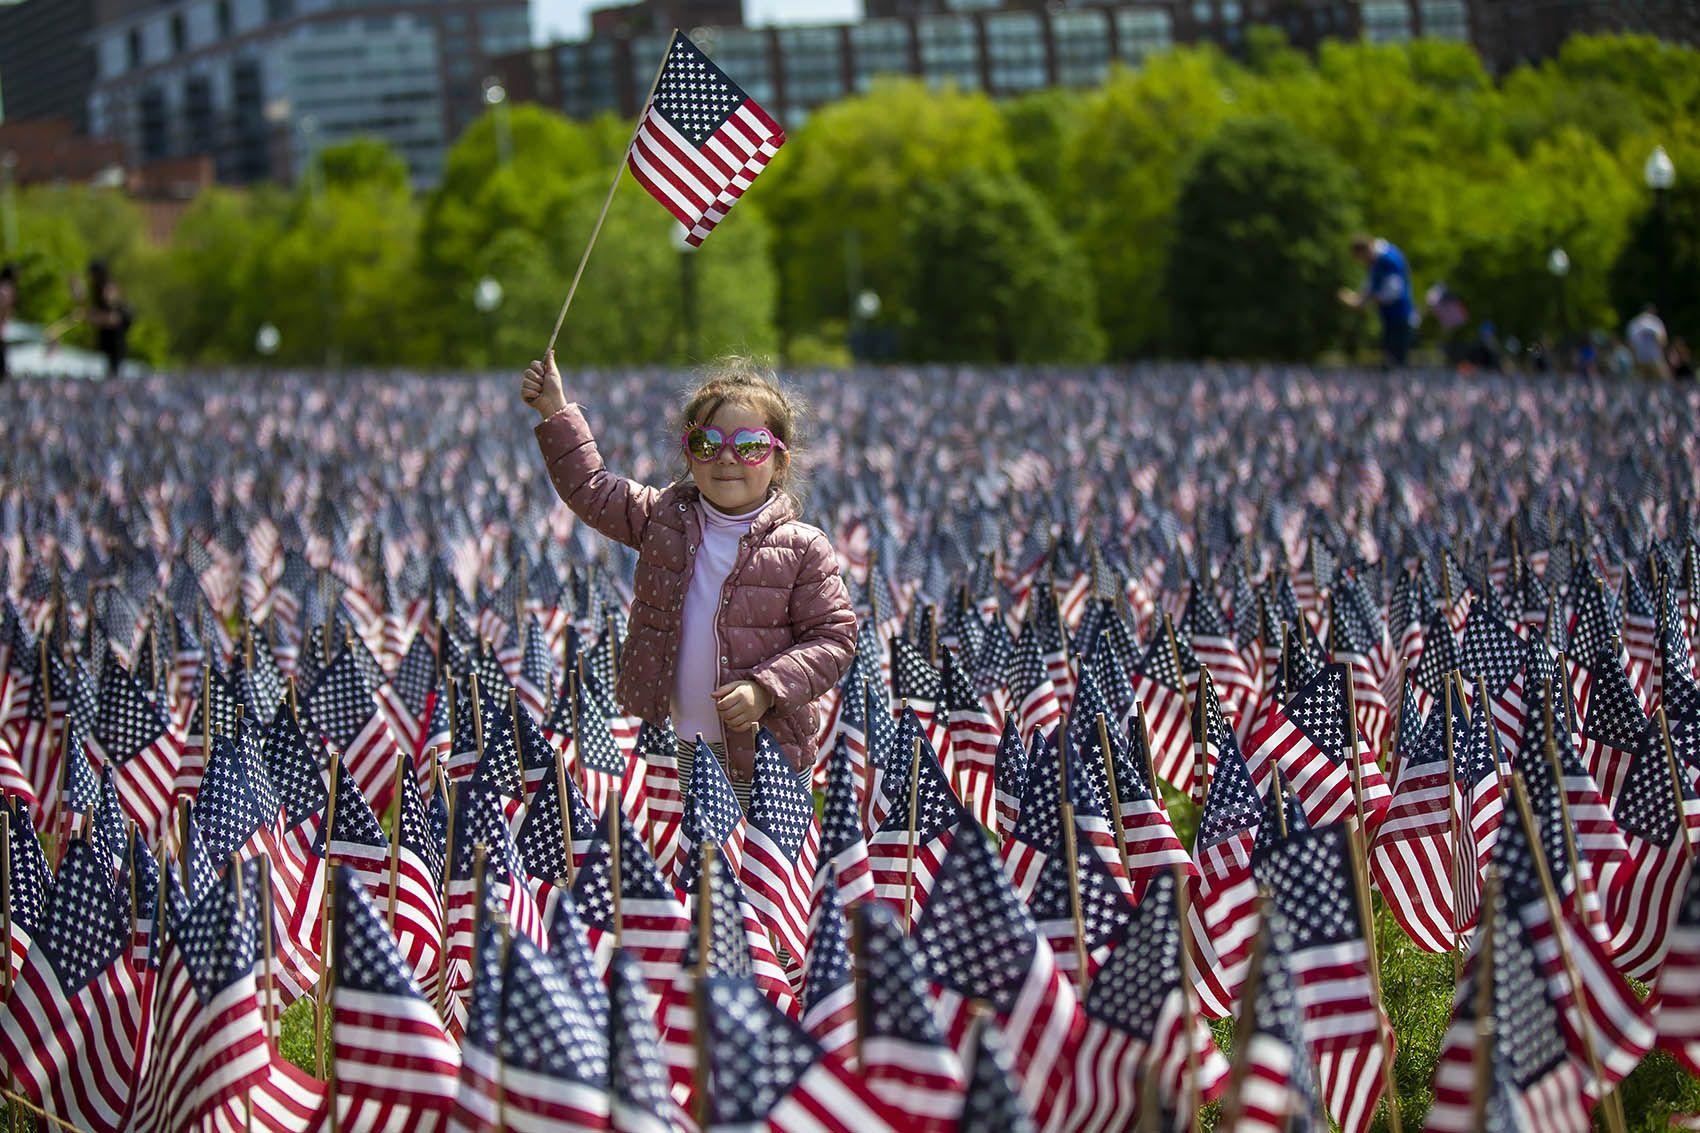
[0,262,16,384]
[1424,282,1469,366]
[1626,303,1670,379]
[74,259,133,378]
[1341,234,1418,369]
[1670,337,1695,381]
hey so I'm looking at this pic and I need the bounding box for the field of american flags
[2,362,1700,1131]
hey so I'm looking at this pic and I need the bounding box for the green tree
[1167,116,1359,360]
[895,167,1102,364]
[151,186,287,362]
[762,79,1016,345]
[1058,48,1239,357]
[1611,144,1700,342]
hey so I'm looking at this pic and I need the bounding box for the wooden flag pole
[692,842,715,1131]
[386,752,406,928]
[849,906,866,1073]
[607,793,624,948]
[318,863,337,1090]
[1506,774,1625,1133]
[1056,734,1089,992]
[1442,678,1463,982]
[545,31,678,357]
[316,749,342,1078]
[554,734,577,890]
[1095,713,1131,873]
[902,734,923,931]
[1659,706,1693,861]
[1214,899,1271,1132]
[469,672,485,761]
[1172,861,1203,1133]
[1,804,11,1001]
[1190,667,1209,813]
[1538,679,1593,921]
[0,1089,87,1133]
[1468,868,1499,1132]
[259,855,279,1047]
[1345,823,1402,1133]
[1136,707,1162,817]
[435,783,458,1019]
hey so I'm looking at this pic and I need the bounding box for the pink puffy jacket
[535,404,858,776]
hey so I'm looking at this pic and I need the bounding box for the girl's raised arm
[523,352,660,551]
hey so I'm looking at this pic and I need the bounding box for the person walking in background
[1626,304,1670,379]
[0,263,16,384]
[1341,234,1418,369]
[74,259,133,378]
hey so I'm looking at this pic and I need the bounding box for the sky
[532,0,862,42]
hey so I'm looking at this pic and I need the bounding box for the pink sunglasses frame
[680,423,789,466]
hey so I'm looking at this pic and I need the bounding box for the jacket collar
[668,481,796,541]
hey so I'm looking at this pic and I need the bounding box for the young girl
[520,351,857,811]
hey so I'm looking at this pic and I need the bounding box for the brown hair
[674,355,808,507]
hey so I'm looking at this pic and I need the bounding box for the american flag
[1128,618,1193,796]
[1024,802,1139,983]
[636,718,684,875]
[959,1012,1037,1131]
[943,646,1000,830]
[451,901,507,1133]
[384,753,448,993]
[517,744,599,923]
[677,733,748,888]
[389,633,438,753]
[134,865,274,1131]
[1652,847,1700,1078]
[1426,876,1591,1133]
[1459,596,1531,760]
[498,932,614,1129]
[1190,700,1264,1020]
[1215,905,1326,1133]
[1,649,60,824]
[1069,868,1230,1132]
[813,733,873,913]
[303,644,401,806]
[1579,645,1651,807]
[569,803,689,1004]
[992,717,1029,840]
[513,699,559,798]
[800,864,856,1058]
[1328,582,1393,759]
[1245,662,1388,829]
[1494,776,1655,1100]
[1602,712,1693,979]
[1254,823,1391,1133]
[855,900,965,1129]
[1009,626,1063,745]
[867,710,967,921]
[4,798,51,980]
[331,863,459,1132]
[87,660,181,842]
[892,635,950,759]
[443,785,545,1024]
[701,973,907,1131]
[742,725,820,975]
[607,947,680,1133]
[1183,583,1257,739]
[0,837,145,1133]
[1369,687,1462,953]
[912,822,1081,1131]
[573,671,643,826]
[547,887,611,1035]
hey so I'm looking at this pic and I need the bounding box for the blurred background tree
[3,31,1696,369]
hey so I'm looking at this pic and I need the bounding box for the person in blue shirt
[1340,235,1417,368]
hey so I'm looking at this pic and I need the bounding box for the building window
[778,28,846,111]
[700,29,775,106]
[917,15,979,91]
[128,27,143,69]
[984,12,1045,93]
[850,20,912,91]
[217,0,232,36]
[1362,0,1412,41]
[1050,10,1110,87]
[1419,0,1468,39]
[184,75,216,154]
[559,40,621,119]
[267,0,294,20]
[139,86,169,159]
[171,13,186,53]
[1114,7,1172,64]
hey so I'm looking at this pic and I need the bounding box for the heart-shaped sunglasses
[681,423,788,466]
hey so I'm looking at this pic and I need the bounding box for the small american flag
[1070,868,1230,1132]
[1217,905,1326,1133]
[608,947,679,1133]
[497,933,613,1129]
[331,864,459,1131]
[1603,713,1692,979]
[867,709,967,919]
[800,864,856,1058]
[1368,689,1461,954]
[855,901,965,1127]
[992,718,1029,840]
[813,734,873,913]
[0,837,144,1133]
[88,660,181,842]
[740,726,819,976]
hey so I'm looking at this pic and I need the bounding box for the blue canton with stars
[857,900,949,1046]
[499,933,610,1088]
[913,824,1039,1012]
[334,864,420,998]
[1081,867,1181,1037]
[749,726,813,862]
[801,864,852,1013]
[703,975,822,1124]
[607,949,673,1120]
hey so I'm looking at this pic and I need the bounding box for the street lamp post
[1547,246,1569,363]
[484,79,513,168]
[473,275,504,365]
[1644,145,1676,317]
[671,223,697,361]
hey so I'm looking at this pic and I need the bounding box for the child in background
[521,350,857,812]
